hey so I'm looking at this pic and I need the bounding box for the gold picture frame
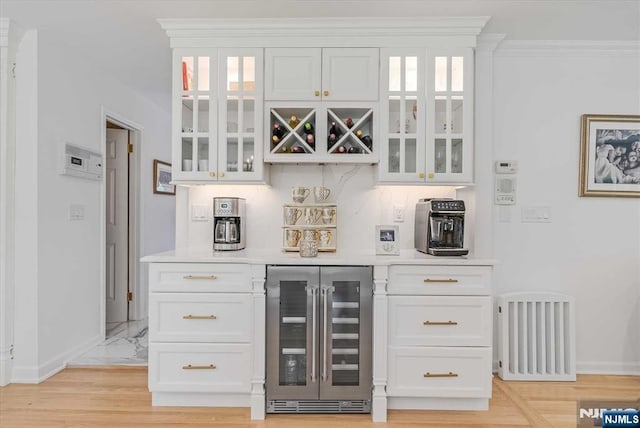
[579,114,640,197]
[153,159,175,195]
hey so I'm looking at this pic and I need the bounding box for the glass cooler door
[319,266,372,400]
[266,266,319,400]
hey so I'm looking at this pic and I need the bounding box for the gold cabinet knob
[428,172,435,179]
[323,90,329,96]
[219,172,225,177]
[209,172,215,177]
[419,173,425,179]
[314,90,320,96]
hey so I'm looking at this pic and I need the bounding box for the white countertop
[141,247,497,266]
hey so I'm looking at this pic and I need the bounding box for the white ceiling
[2,0,639,108]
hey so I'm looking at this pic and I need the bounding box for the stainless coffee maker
[415,198,468,256]
[213,197,246,251]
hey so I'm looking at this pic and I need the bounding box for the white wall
[11,29,174,381]
[491,43,640,373]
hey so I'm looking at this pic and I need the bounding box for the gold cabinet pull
[183,315,217,320]
[424,278,458,283]
[428,172,435,179]
[424,371,458,378]
[182,364,216,370]
[183,275,217,280]
[423,320,458,326]
[323,90,329,96]
[209,172,216,177]
[419,173,425,179]
[314,90,320,96]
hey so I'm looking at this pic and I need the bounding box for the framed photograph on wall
[579,114,640,197]
[153,159,175,195]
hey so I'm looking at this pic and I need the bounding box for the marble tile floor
[67,319,148,366]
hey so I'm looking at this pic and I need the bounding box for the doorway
[100,109,143,341]
[105,122,130,323]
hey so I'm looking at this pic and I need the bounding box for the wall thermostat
[61,143,103,181]
[495,160,518,174]
[375,225,400,255]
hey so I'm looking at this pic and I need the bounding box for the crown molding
[158,17,490,48]
[496,40,640,57]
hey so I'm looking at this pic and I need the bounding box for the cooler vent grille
[267,400,371,414]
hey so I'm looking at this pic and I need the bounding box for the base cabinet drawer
[149,263,251,292]
[388,296,491,347]
[149,293,252,343]
[388,347,492,398]
[389,265,491,295]
[149,343,252,393]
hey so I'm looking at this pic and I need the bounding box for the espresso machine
[213,197,246,251]
[415,198,468,256]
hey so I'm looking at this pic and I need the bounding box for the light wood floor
[0,367,638,427]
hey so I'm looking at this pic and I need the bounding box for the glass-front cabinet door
[379,49,425,182]
[173,49,217,181]
[426,49,474,183]
[218,48,263,181]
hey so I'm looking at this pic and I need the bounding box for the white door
[106,128,129,323]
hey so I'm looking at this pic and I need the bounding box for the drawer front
[149,293,252,343]
[389,296,492,347]
[148,343,251,393]
[388,265,491,295]
[149,263,251,292]
[388,347,492,398]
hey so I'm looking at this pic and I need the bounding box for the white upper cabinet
[379,48,474,184]
[172,48,265,183]
[265,48,379,101]
[265,48,322,101]
[321,48,379,101]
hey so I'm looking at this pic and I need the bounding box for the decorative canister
[299,239,319,258]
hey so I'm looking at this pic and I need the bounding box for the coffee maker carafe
[213,197,246,251]
[414,198,468,256]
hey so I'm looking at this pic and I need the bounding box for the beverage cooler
[265,265,373,413]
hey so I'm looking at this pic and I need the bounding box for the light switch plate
[521,206,551,223]
[69,204,85,221]
[191,204,209,222]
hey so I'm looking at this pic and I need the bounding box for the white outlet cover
[393,205,404,222]
[191,204,209,222]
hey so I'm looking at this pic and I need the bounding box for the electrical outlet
[393,205,404,222]
[191,204,209,222]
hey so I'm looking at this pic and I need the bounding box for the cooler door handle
[311,287,317,383]
[322,287,328,382]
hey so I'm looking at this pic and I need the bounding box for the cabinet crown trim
[158,17,489,47]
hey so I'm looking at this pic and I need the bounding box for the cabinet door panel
[322,48,379,101]
[265,48,322,101]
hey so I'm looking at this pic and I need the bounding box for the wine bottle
[337,145,346,153]
[306,133,315,147]
[345,117,354,128]
[355,129,364,139]
[304,122,314,133]
[361,135,373,151]
[289,115,300,128]
[328,122,340,148]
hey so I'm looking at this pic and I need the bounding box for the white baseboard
[576,361,640,376]
[493,360,640,376]
[11,334,103,384]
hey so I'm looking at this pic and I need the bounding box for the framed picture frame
[153,159,175,195]
[375,225,400,255]
[579,114,640,197]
